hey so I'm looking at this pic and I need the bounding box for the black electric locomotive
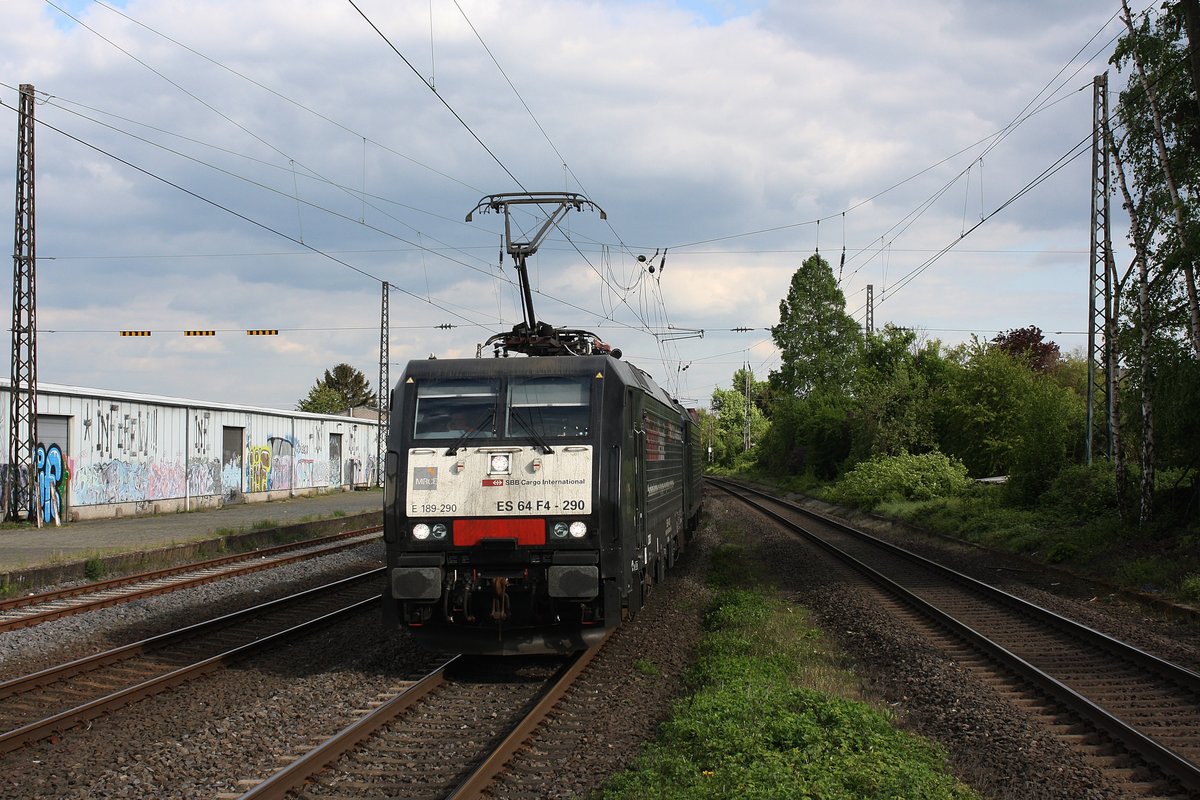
[382,193,703,654]
[382,355,702,654]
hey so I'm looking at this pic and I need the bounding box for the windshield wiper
[444,409,496,455]
[509,411,555,455]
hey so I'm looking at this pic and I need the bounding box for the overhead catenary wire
[666,4,1135,277]
[49,0,629,344]
[347,0,670,356]
[5,101,496,333]
[1,83,655,339]
[446,0,682,374]
[345,0,526,191]
[85,0,485,193]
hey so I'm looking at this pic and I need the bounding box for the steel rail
[447,634,608,798]
[0,525,380,611]
[716,479,1200,693]
[0,527,381,632]
[0,576,383,754]
[0,568,384,700]
[709,477,1200,795]
[234,657,460,800]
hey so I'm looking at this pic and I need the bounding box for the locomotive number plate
[406,445,593,517]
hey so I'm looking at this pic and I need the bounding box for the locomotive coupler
[491,576,511,621]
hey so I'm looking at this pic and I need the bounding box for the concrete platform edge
[0,509,382,595]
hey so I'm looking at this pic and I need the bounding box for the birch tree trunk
[1112,133,1156,524]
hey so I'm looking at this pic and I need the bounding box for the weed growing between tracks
[600,522,978,800]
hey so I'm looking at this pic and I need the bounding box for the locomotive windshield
[412,379,499,440]
[507,376,590,439]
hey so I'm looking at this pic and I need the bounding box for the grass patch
[601,527,977,800]
[634,659,661,677]
[251,518,279,531]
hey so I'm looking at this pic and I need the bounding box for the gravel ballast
[1,492,1196,799]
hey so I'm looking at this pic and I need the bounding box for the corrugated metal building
[1,380,380,522]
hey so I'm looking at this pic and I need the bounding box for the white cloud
[0,0,1144,408]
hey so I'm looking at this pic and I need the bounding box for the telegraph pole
[8,84,38,521]
[377,282,389,487]
[1086,73,1114,464]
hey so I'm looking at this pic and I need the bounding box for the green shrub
[1045,539,1079,564]
[1038,462,1117,519]
[1180,574,1200,604]
[981,522,1045,554]
[84,557,104,581]
[1115,557,1170,592]
[830,451,971,509]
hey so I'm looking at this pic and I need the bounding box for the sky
[0,0,1148,411]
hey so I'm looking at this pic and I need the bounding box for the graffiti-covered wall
[0,381,380,521]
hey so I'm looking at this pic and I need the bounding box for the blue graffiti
[36,443,65,523]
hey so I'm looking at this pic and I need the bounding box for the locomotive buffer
[466,193,620,359]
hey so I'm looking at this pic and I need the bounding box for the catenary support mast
[377,281,389,487]
[8,84,38,521]
[865,284,874,335]
[1086,73,1115,465]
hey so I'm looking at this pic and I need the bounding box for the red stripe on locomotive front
[454,518,546,546]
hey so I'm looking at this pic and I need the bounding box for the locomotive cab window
[413,379,498,440]
[507,376,591,439]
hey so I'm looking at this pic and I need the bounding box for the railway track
[709,477,1200,799]
[0,526,382,633]
[229,636,608,800]
[0,569,384,754]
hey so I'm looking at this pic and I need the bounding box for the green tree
[936,340,1085,501]
[708,367,769,468]
[1113,0,1200,356]
[770,254,863,398]
[297,384,347,415]
[1110,1,1200,521]
[849,325,948,461]
[756,390,853,479]
[297,363,377,413]
[936,341,1033,478]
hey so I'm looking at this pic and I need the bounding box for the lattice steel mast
[1086,73,1115,464]
[377,281,389,487]
[8,84,38,520]
[865,284,875,335]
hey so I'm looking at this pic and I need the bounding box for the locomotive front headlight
[488,453,512,475]
[412,523,431,540]
[431,523,448,540]
[568,521,588,538]
[552,522,569,538]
